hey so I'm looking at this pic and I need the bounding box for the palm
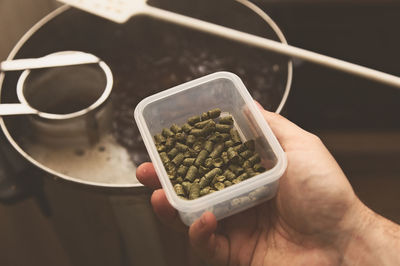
[209,137,358,266]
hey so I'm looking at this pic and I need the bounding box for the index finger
[136,162,161,189]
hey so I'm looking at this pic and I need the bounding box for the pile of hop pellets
[154,108,266,200]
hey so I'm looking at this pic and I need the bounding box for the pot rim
[0,2,293,188]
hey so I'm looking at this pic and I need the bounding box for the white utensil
[58,0,400,89]
[1,51,100,72]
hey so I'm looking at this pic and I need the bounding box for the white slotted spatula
[58,0,400,89]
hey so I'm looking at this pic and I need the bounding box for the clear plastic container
[134,72,287,226]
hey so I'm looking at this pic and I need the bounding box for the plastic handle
[144,5,400,89]
[0,104,38,116]
[0,52,100,71]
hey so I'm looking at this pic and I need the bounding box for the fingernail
[254,100,263,110]
[199,213,207,228]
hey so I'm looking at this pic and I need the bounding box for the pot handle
[0,152,51,216]
[0,150,31,203]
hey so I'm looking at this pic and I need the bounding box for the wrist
[339,201,400,265]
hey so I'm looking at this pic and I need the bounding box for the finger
[136,162,161,189]
[189,212,229,265]
[151,189,187,233]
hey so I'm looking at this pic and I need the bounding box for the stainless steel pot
[0,0,292,265]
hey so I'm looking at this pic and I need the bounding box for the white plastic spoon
[0,51,101,116]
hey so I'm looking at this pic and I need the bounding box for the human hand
[137,105,400,266]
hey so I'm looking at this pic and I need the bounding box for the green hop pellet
[174,184,185,196]
[162,128,175,138]
[216,124,231,133]
[200,168,222,189]
[232,178,242,185]
[193,178,200,183]
[238,156,245,165]
[219,115,233,125]
[175,132,186,143]
[177,165,189,177]
[244,140,255,151]
[190,128,204,137]
[194,119,212,129]
[195,150,208,167]
[243,160,253,169]
[209,189,217,194]
[156,144,166,152]
[168,174,175,181]
[229,164,244,175]
[212,158,224,168]
[233,144,246,153]
[204,140,214,153]
[220,133,231,141]
[248,153,261,165]
[227,147,239,163]
[237,172,249,181]
[199,177,209,189]
[182,123,193,133]
[223,169,236,180]
[165,162,176,176]
[186,148,197,157]
[189,183,200,199]
[182,181,192,194]
[201,121,216,137]
[209,143,224,159]
[202,127,214,138]
[187,115,201,125]
[165,137,175,150]
[221,152,229,164]
[214,182,225,191]
[160,152,170,164]
[167,148,179,159]
[182,158,195,167]
[230,128,242,144]
[201,112,209,121]
[224,180,233,187]
[224,140,234,148]
[185,165,198,182]
[172,153,185,165]
[192,142,204,153]
[245,168,257,177]
[175,142,188,152]
[170,124,182,134]
[208,132,224,143]
[240,150,253,160]
[204,158,213,168]
[253,163,266,172]
[208,108,221,119]
[176,177,183,183]
[211,175,226,185]
[199,166,210,177]
[204,168,222,181]
[200,186,211,196]
[154,133,166,144]
[186,134,196,146]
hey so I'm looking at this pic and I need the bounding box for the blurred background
[0,0,399,265]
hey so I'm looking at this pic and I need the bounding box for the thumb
[254,102,313,149]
